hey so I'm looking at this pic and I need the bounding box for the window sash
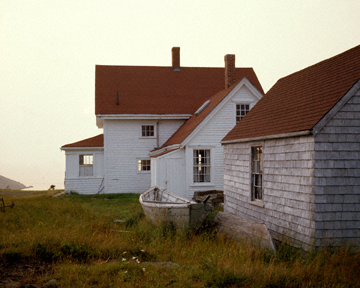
[141,125,154,137]
[236,104,250,123]
[79,155,93,177]
[138,159,151,171]
[251,147,262,200]
[193,149,211,183]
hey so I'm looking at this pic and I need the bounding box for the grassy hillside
[0,189,359,287]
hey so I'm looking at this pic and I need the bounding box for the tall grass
[1,189,359,287]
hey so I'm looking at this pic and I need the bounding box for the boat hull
[139,186,213,229]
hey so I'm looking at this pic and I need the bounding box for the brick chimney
[225,54,236,88]
[172,47,180,71]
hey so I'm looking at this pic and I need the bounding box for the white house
[61,48,264,197]
[221,45,360,250]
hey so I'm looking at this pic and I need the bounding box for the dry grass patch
[0,189,359,287]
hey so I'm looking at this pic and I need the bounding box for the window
[141,125,154,137]
[138,159,151,171]
[193,149,210,183]
[251,147,262,201]
[236,104,250,123]
[79,155,93,177]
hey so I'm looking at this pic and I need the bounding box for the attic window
[236,104,249,123]
[195,100,210,116]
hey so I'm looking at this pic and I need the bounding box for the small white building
[61,48,264,197]
[221,45,360,250]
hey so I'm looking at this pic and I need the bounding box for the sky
[0,0,359,190]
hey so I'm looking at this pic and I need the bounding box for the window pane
[236,104,250,123]
[193,149,210,183]
[142,125,154,137]
[251,147,262,200]
[138,159,151,171]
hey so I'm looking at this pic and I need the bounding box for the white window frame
[140,125,155,138]
[137,159,151,172]
[193,149,211,183]
[236,103,250,124]
[79,154,93,177]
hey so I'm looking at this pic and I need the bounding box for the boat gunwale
[139,186,197,208]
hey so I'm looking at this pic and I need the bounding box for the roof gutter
[60,147,104,151]
[221,130,312,145]
[149,144,181,157]
[96,114,192,120]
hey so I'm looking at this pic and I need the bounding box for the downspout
[156,118,162,148]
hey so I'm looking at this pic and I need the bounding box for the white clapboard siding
[64,150,104,194]
[185,85,259,199]
[104,119,185,194]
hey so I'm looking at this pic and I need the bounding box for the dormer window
[236,104,249,123]
[141,125,154,137]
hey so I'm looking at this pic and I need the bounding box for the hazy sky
[1,0,359,190]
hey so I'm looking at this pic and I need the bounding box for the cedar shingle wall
[314,91,360,246]
[224,136,316,250]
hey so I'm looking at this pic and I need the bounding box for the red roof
[95,66,264,115]
[61,134,104,148]
[223,45,360,142]
[159,82,237,148]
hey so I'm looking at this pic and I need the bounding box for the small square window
[138,159,151,171]
[142,125,154,137]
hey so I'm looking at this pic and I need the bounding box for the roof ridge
[274,44,360,85]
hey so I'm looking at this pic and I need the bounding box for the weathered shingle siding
[224,136,316,249]
[314,91,360,246]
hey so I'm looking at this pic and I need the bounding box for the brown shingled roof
[222,45,360,142]
[61,134,104,148]
[95,66,264,115]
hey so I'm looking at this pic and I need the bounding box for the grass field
[0,189,360,287]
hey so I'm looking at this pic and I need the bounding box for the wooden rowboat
[139,186,213,229]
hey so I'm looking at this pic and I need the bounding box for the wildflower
[136,259,140,264]
[123,251,128,255]
[132,256,136,260]
[142,268,145,272]
[122,258,127,262]
[124,271,128,274]
[140,249,145,252]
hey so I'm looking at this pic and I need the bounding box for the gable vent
[195,100,210,115]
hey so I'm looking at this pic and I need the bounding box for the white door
[166,158,186,198]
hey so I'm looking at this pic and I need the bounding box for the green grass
[1,189,360,287]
